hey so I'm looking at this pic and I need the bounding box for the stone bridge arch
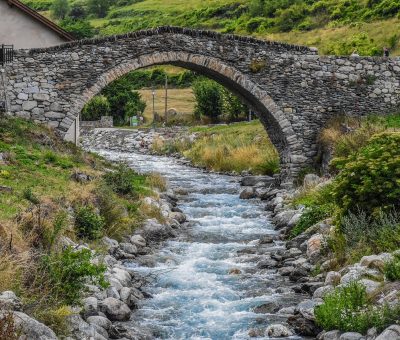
[74,51,298,179]
[4,26,400,181]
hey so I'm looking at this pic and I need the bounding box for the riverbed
[97,150,306,339]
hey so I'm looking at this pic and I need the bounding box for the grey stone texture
[4,26,400,179]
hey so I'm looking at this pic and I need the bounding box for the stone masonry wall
[3,26,400,180]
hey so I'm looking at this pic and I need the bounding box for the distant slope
[23,0,400,55]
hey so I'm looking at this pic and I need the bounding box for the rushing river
[97,150,305,340]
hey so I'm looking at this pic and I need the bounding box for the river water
[97,150,305,340]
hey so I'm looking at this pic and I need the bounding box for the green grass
[24,0,400,56]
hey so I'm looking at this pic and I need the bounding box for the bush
[60,19,96,39]
[384,253,400,281]
[51,0,69,19]
[315,281,400,334]
[75,205,105,240]
[332,133,400,216]
[103,164,141,196]
[82,95,110,121]
[192,79,224,122]
[291,203,334,237]
[40,247,108,305]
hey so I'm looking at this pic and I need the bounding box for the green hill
[24,0,400,55]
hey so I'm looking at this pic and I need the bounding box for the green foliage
[59,18,96,39]
[51,0,70,19]
[75,205,105,240]
[325,33,381,56]
[82,95,110,121]
[23,187,40,205]
[88,0,111,18]
[123,92,146,122]
[192,79,224,122]
[332,132,400,215]
[291,203,334,237]
[40,247,108,305]
[384,253,400,281]
[315,281,400,334]
[103,164,142,196]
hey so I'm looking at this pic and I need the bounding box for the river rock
[106,286,120,300]
[120,242,138,256]
[253,301,280,314]
[100,297,131,321]
[257,258,278,269]
[322,330,342,340]
[339,332,364,340]
[140,219,175,243]
[296,299,323,321]
[169,211,186,223]
[313,285,334,299]
[82,297,98,318]
[239,187,256,199]
[358,278,381,295]
[307,234,324,263]
[86,315,112,331]
[265,324,293,337]
[375,325,400,340]
[130,235,146,247]
[111,267,132,287]
[288,313,321,336]
[273,210,297,229]
[325,271,341,286]
[240,176,274,187]
[67,314,105,340]
[119,287,140,309]
[360,253,393,271]
[7,311,57,340]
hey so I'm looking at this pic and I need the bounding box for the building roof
[5,0,75,42]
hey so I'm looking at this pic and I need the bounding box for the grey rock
[86,315,112,331]
[100,297,131,321]
[8,311,57,340]
[375,325,400,340]
[239,187,256,199]
[339,332,365,340]
[265,324,293,337]
[130,235,146,247]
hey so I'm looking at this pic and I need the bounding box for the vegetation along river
[97,150,307,339]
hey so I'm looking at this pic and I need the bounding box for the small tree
[124,92,146,122]
[192,79,223,122]
[51,0,70,20]
[222,89,247,122]
[88,0,111,18]
[81,95,110,121]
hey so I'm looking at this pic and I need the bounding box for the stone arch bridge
[3,26,400,180]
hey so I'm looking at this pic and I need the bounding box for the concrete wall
[0,1,66,49]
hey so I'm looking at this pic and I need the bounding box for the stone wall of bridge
[3,26,400,180]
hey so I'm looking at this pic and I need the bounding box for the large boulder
[100,297,131,321]
[7,311,57,340]
[239,187,256,199]
[139,219,175,243]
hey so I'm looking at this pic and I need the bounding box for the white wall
[0,1,67,49]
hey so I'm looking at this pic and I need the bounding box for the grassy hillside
[24,0,400,55]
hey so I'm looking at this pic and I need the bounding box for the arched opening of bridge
[71,52,298,181]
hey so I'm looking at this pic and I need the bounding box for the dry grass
[146,173,168,192]
[139,88,195,123]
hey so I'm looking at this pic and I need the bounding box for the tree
[222,89,248,122]
[51,0,70,20]
[192,79,223,122]
[124,92,146,122]
[70,3,87,19]
[88,0,111,18]
[81,95,110,121]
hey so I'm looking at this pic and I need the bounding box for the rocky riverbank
[238,174,400,340]
[0,184,188,340]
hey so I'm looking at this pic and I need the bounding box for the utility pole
[164,75,168,124]
[152,86,156,127]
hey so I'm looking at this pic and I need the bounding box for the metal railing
[0,45,13,66]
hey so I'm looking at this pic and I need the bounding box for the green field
[24,0,400,56]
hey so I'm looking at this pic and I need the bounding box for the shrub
[81,95,110,121]
[51,0,69,19]
[75,205,105,240]
[192,79,224,122]
[384,253,400,281]
[40,247,108,305]
[315,281,400,334]
[291,203,334,237]
[60,19,96,39]
[332,133,400,216]
[103,164,142,196]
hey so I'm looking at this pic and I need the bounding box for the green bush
[192,79,224,122]
[332,132,400,216]
[384,253,400,281]
[103,164,141,196]
[291,203,334,238]
[315,281,400,334]
[75,205,105,240]
[40,247,108,305]
[60,19,96,39]
[82,95,110,121]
